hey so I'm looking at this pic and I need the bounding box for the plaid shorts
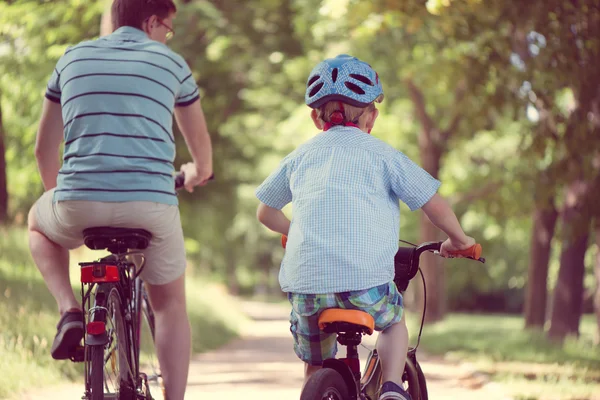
[287,281,403,366]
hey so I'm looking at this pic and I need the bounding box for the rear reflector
[87,321,106,335]
[81,264,119,283]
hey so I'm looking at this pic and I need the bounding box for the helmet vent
[349,73,374,86]
[309,82,324,97]
[344,82,366,95]
[307,75,320,87]
[332,68,338,83]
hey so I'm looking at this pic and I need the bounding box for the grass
[406,312,600,399]
[0,227,247,399]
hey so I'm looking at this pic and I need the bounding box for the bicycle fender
[323,358,358,399]
[85,332,109,346]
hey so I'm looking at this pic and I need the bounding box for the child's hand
[440,236,476,258]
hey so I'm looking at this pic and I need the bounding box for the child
[255,54,475,400]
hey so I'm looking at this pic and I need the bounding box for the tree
[549,181,590,340]
[0,94,7,224]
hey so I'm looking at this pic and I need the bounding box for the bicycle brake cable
[399,239,418,247]
[414,267,426,350]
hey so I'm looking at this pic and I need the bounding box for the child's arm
[421,193,475,256]
[257,202,291,236]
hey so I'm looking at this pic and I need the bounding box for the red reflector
[87,321,106,335]
[80,264,120,283]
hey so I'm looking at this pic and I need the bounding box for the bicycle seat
[318,309,375,335]
[83,227,152,252]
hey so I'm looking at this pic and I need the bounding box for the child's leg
[376,314,409,386]
[287,293,337,390]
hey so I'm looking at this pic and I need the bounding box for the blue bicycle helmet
[305,54,384,109]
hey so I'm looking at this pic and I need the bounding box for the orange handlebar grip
[281,235,288,249]
[448,244,482,260]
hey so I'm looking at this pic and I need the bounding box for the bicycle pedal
[68,346,85,363]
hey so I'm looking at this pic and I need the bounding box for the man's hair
[317,101,376,124]
[111,0,177,31]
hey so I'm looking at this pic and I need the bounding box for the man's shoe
[51,310,84,360]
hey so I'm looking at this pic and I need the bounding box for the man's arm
[174,99,213,190]
[35,99,64,191]
[257,203,290,236]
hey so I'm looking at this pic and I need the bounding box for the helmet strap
[321,101,371,134]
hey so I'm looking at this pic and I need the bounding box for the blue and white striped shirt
[45,27,199,205]
[256,126,441,294]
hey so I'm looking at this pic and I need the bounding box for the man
[27,1,211,399]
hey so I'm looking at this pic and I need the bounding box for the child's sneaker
[379,381,412,400]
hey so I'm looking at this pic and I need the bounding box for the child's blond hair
[317,101,376,123]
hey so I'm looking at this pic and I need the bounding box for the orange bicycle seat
[318,309,375,335]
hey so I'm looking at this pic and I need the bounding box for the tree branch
[404,78,435,138]
[441,79,467,141]
[451,180,504,206]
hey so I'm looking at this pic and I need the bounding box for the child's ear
[311,109,324,130]
[366,108,379,131]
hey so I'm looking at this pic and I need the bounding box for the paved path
[20,301,512,399]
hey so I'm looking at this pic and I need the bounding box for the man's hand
[179,162,212,193]
[440,235,476,257]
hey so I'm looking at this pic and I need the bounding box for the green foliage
[408,312,600,369]
[0,0,598,316]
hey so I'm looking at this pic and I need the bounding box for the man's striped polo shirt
[45,26,199,205]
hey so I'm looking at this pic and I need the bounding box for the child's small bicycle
[281,236,484,400]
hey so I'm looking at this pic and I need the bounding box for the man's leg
[145,275,191,400]
[28,203,80,315]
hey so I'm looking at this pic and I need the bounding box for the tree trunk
[594,221,600,345]
[548,180,590,341]
[0,96,8,224]
[524,198,558,329]
[405,79,453,323]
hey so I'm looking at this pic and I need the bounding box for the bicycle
[280,236,485,400]
[66,173,198,400]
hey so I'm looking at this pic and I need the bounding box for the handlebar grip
[175,173,185,190]
[447,244,482,260]
[174,172,215,190]
[281,235,288,249]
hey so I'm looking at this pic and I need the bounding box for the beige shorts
[34,189,186,285]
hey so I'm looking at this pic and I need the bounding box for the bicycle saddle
[318,309,375,335]
[83,227,152,252]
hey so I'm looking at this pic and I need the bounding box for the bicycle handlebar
[412,241,485,263]
[174,172,215,190]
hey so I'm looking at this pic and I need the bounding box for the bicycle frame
[303,240,485,400]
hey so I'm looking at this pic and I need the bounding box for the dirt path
[20,301,513,399]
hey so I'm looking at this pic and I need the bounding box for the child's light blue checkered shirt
[256,126,441,294]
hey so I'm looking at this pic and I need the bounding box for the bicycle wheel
[415,359,428,400]
[362,355,422,400]
[300,368,349,400]
[139,288,164,400]
[88,284,136,400]
[403,357,422,400]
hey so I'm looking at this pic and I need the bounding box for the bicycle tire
[363,355,422,400]
[300,368,349,400]
[140,288,164,400]
[90,345,104,400]
[415,359,428,400]
[88,284,136,400]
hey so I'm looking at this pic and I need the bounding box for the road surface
[20,301,512,399]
